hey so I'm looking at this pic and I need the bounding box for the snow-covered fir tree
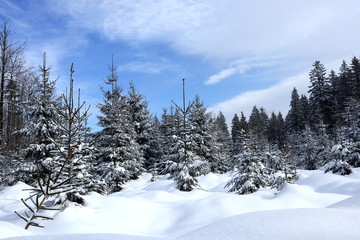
[25,53,60,185]
[15,63,91,229]
[161,79,199,191]
[226,131,269,194]
[308,61,335,131]
[97,59,143,193]
[285,88,305,132]
[187,95,218,175]
[127,82,161,170]
[323,142,352,175]
[211,111,232,172]
[231,113,242,156]
[48,63,94,201]
[248,106,269,151]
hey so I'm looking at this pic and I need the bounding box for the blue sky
[1,0,360,130]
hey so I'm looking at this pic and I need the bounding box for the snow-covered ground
[1,169,360,240]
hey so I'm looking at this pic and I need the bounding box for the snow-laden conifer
[127,82,161,170]
[161,79,199,191]
[187,95,217,174]
[210,111,232,172]
[15,62,91,229]
[226,131,269,194]
[323,143,352,175]
[96,58,143,193]
[25,53,60,186]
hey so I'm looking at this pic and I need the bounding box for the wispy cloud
[118,60,177,74]
[208,56,349,124]
[3,0,360,129]
[204,57,279,85]
[205,67,238,85]
[208,71,309,124]
[54,1,360,61]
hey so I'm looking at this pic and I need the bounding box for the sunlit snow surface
[1,169,360,240]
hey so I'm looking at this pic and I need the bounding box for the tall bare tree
[0,20,26,151]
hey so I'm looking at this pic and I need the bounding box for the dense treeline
[1,20,360,228]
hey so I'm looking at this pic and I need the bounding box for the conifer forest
[1,18,360,233]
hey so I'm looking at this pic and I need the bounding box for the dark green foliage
[226,133,269,195]
[96,60,143,193]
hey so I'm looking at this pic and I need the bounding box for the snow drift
[1,169,360,240]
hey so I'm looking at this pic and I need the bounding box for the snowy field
[1,169,360,240]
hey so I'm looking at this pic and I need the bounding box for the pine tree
[187,95,218,174]
[15,63,90,229]
[338,61,352,109]
[308,61,334,131]
[147,115,163,178]
[231,114,242,156]
[350,56,360,99]
[162,79,199,191]
[97,59,143,193]
[268,112,279,145]
[277,112,286,147]
[299,94,310,127]
[323,143,352,175]
[25,53,60,186]
[299,123,330,170]
[212,111,231,172]
[239,111,248,133]
[285,88,303,132]
[248,106,268,150]
[127,82,159,170]
[225,131,269,194]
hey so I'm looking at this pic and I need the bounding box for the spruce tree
[15,63,90,229]
[231,114,242,156]
[188,95,217,174]
[212,111,231,172]
[299,94,310,127]
[268,112,279,145]
[97,59,143,193]
[127,82,159,170]
[248,106,268,150]
[225,131,269,194]
[285,88,303,132]
[350,56,360,99]
[277,112,286,147]
[308,61,334,131]
[25,53,60,185]
[162,79,199,191]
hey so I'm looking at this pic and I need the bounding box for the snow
[1,169,360,240]
[180,208,360,240]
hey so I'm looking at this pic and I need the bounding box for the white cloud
[205,57,279,85]
[205,67,238,85]
[53,0,360,88]
[118,61,177,74]
[20,0,360,128]
[208,70,309,125]
[208,56,350,125]
[54,0,360,61]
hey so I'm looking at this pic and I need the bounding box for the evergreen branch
[21,198,35,214]
[26,221,44,228]
[14,211,29,222]
[33,215,53,220]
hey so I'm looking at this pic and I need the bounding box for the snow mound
[178,208,360,240]
[0,221,33,239]
[296,169,360,195]
[2,169,360,239]
[1,233,161,240]
[328,195,360,209]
